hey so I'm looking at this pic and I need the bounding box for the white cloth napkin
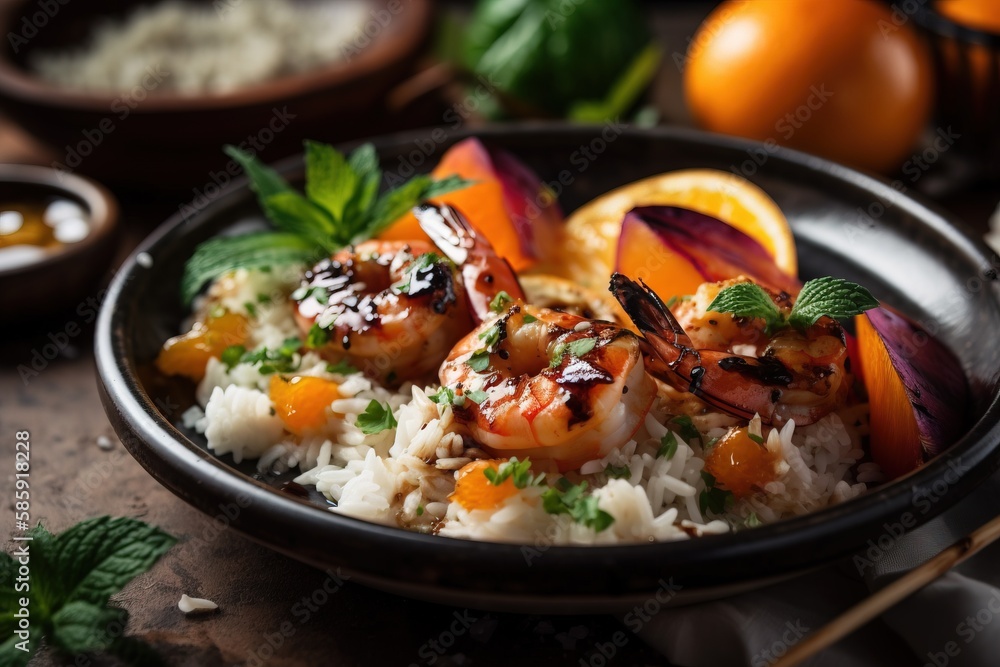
[630,473,1000,666]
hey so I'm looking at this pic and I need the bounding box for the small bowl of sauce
[0,165,118,317]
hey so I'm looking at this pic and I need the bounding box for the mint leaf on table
[787,277,880,329]
[0,517,175,666]
[356,400,398,435]
[182,142,474,304]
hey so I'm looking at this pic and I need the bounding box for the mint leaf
[362,174,474,241]
[706,282,783,330]
[356,400,397,435]
[657,431,678,460]
[223,145,293,201]
[484,457,535,488]
[46,517,176,607]
[50,602,126,654]
[262,191,338,253]
[305,140,358,223]
[181,232,322,305]
[788,277,879,329]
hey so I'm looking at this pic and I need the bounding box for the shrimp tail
[610,273,787,423]
[415,203,524,322]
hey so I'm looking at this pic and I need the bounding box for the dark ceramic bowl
[95,125,1000,612]
[0,0,431,191]
[0,164,118,318]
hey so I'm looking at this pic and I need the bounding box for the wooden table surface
[2,3,999,666]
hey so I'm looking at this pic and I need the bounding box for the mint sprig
[707,277,878,332]
[180,142,473,304]
[1,517,175,667]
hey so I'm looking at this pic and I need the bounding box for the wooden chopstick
[774,512,1000,667]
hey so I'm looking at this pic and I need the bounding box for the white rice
[180,269,878,544]
[31,0,370,94]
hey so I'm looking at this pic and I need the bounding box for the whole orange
[683,0,935,173]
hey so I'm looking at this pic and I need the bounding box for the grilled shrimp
[293,240,474,385]
[438,304,656,471]
[610,274,850,426]
[413,203,525,321]
[295,204,523,385]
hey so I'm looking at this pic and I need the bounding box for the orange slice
[551,169,796,289]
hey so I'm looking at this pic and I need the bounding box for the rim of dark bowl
[0,0,432,112]
[0,163,118,279]
[95,123,1000,598]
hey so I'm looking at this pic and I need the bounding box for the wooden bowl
[0,0,432,191]
[0,164,119,318]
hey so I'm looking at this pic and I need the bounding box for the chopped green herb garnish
[483,457,538,489]
[326,359,359,375]
[671,415,701,444]
[707,277,879,333]
[542,478,614,532]
[416,505,424,516]
[467,349,491,373]
[180,141,473,304]
[292,285,330,305]
[257,292,272,304]
[478,322,502,349]
[745,512,761,528]
[221,344,246,371]
[239,338,302,374]
[550,337,597,368]
[428,386,462,407]
[396,253,442,294]
[489,290,513,313]
[465,389,488,404]
[605,464,631,479]
[244,301,257,317]
[657,431,678,460]
[747,431,765,446]
[356,400,397,435]
[306,323,330,349]
[699,472,733,516]
[522,314,538,323]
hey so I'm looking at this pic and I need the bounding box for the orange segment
[554,169,796,289]
[450,460,519,511]
[703,426,778,498]
[855,314,923,479]
[380,138,560,272]
[156,312,248,382]
[269,375,341,435]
